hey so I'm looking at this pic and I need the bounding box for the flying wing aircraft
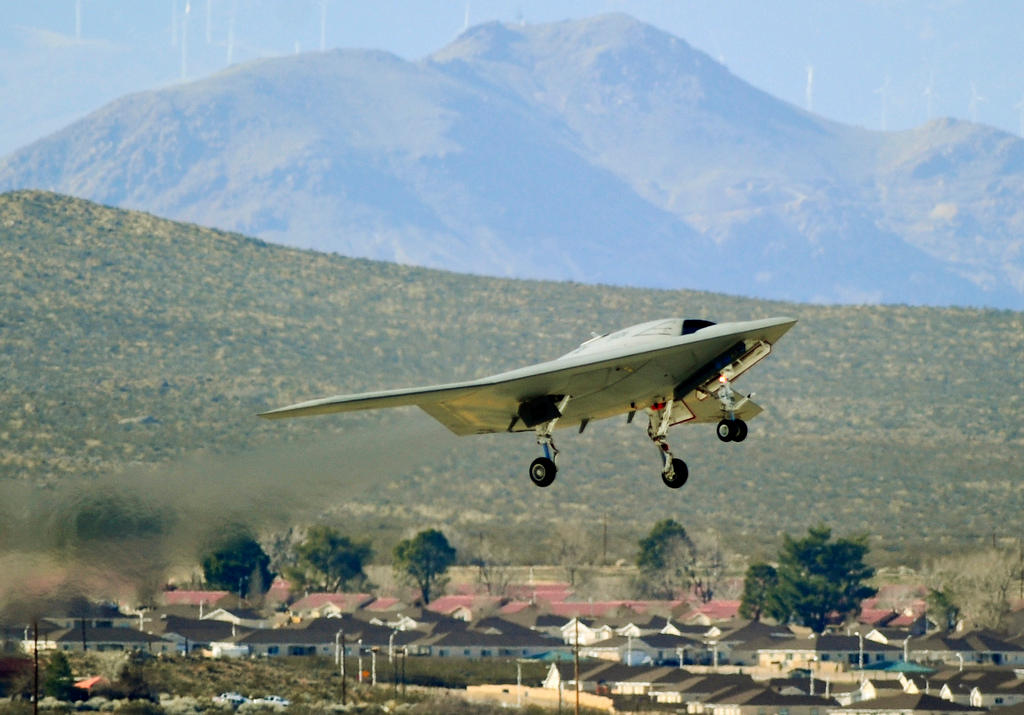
[260,316,796,489]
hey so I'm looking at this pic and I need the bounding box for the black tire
[716,419,735,442]
[733,419,748,443]
[529,457,557,487]
[662,458,688,488]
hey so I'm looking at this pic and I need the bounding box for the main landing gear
[714,374,747,443]
[528,396,569,488]
[716,418,747,442]
[646,399,688,489]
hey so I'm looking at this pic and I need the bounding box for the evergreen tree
[42,651,75,700]
[393,529,456,604]
[288,526,372,592]
[635,518,695,599]
[201,531,274,598]
[739,562,781,621]
[771,525,876,632]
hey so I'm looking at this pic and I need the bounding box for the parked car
[253,695,291,707]
[213,692,250,708]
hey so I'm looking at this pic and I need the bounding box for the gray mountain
[1,14,1022,308]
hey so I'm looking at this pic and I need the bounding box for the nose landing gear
[647,399,689,489]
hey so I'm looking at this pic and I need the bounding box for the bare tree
[462,533,515,597]
[555,521,594,588]
[925,546,1023,631]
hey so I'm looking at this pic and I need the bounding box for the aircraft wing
[259,316,796,436]
[257,350,654,436]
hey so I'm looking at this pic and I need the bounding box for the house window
[481,650,491,657]
[438,649,447,657]
[996,699,1004,705]
[821,654,830,661]
[268,646,279,655]
[464,649,471,656]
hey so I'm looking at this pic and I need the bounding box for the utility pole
[33,620,38,715]
[335,629,346,706]
[602,513,608,566]
[574,618,580,715]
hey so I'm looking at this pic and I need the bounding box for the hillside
[1,191,1022,566]
[0,15,1022,309]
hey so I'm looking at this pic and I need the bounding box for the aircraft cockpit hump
[563,318,718,358]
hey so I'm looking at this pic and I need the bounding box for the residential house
[154,615,239,655]
[39,627,174,654]
[720,620,796,666]
[695,684,837,715]
[651,672,760,705]
[830,692,986,715]
[44,602,136,630]
[911,632,1024,667]
[424,595,504,622]
[160,590,232,616]
[201,607,272,630]
[936,669,1024,706]
[288,593,374,620]
[580,634,658,664]
[758,634,902,672]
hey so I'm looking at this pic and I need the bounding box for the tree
[739,562,781,621]
[393,529,456,604]
[201,531,274,598]
[927,587,962,633]
[287,526,372,592]
[42,651,76,700]
[925,546,1022,631]
[771,525,876,632]
[635,519,696,599]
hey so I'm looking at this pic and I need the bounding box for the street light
[854,632,864,672]
[357,639,363,683]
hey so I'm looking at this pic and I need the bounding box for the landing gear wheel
[733,419,748,443]
[529,457,557,487]
[717,419,735,442]
[662,458,688,489]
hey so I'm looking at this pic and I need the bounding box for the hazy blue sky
[1,1,1021,155]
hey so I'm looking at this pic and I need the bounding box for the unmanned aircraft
[260,316,796,489]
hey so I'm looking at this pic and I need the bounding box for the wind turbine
[874,75,891,131]
[805,65,815,112]
[226,0,236,65]
[923,71,936,120]
[968,82,985,123]
[464,2,471,32]
[320,0,327,52]
[181,0,191,81]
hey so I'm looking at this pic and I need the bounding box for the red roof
[265,577,292,603]
[74,676,109,691]
[859,608,898,626]
[364,597,402,611]
[694,600,741,621]
[425,595,502,614]
[289,593,373,613]
[161,590,230,607]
